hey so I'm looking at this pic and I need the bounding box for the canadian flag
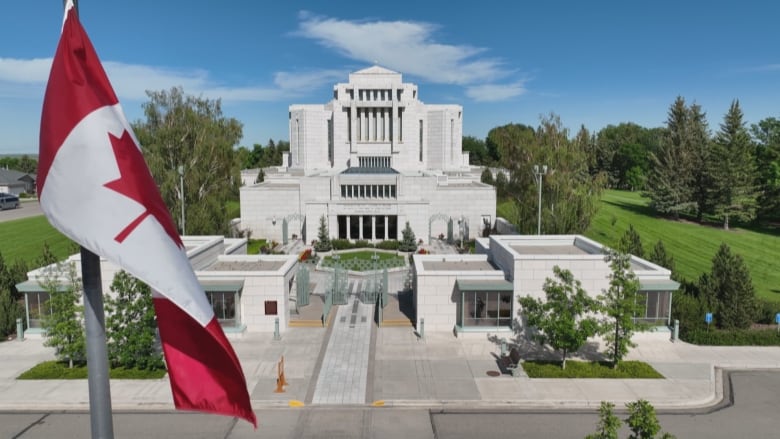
[38,2,256,427]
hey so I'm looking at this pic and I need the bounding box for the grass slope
[0,216,74,266]
[584,190,780,301]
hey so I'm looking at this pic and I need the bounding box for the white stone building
[17,236,299,337]
[413,235,678,333]
[240,66,495,245]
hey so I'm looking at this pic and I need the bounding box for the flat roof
[341,166,399,175]
[205,260,287,272]
[510,244,589,255]
[421,260,495,271]
[639,279,681,291]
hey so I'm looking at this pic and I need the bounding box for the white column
[359,216,364,240]
[371,216,376,241]
[347,216,351,240]
[383,109,389,141]
[384,216,389,240]
[362,109,368,141]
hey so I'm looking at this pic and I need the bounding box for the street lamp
[533,164,548,235]
[177,165,185,235]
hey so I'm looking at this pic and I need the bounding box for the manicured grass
[0,216,74,266]
[522,360,663,378]
[226,199,240,220]
[583,190,780,301]
[17,361,167,379]
[321,250,406,271]
[246,238,267,254]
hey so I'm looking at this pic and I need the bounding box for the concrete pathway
[311,295,373,404]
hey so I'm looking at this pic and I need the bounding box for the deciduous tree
[133,87,243,235]
[519,267,601,369]
[41,262,85,368]
[599,251,643,368]
[105,271,163,370]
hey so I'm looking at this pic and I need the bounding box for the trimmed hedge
[522,360,663,379]
[17,361,167,379]
[682,328,780,346]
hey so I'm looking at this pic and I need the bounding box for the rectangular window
[419,120,424,162]
[208,291,237,326]
[26,291,51,329]
[459,291,512,328]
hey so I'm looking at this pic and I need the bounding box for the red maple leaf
[104,130,182,247]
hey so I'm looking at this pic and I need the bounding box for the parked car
[0,193,20,210]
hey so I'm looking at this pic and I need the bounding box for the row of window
[346,88,413,102]
[358,156,391,168]
[340,184,397,199]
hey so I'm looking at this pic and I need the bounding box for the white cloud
[295,14,511,86]
[739,63,780,73]
[465,82,527,102]
[0,57,341,103]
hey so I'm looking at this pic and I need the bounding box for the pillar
[347,216,351,240]
[372,216,376,240]
[359,215,364,240]
[384,216,389,240]
[383,109,389,141]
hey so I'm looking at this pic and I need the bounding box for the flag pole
[65,3,116,438]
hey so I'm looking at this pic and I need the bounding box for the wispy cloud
[466,82,527,102]
[739,63,780,73]
[0,57,342,102]
[295,12,527,101]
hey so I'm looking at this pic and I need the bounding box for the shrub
[522,360,663,379]
[375,240,400,250]
[682,328,780,346]
[354,240,372,248]
[331,239,351,250]
[754,298,778,324]
[18,361,167,379]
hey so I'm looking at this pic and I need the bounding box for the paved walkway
[2,325,780,413]
[311,296,373,404]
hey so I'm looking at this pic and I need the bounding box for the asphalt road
[1,370,778,438]
[0,200,42,223]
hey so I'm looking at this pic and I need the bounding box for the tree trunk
[723,213,729,231]
[562,349,567,370]
[613,323,620,369]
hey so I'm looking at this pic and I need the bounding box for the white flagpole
[64,2,116,438]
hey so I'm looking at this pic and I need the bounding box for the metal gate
[330,265,348,305]
[296,266,310,307]
[322,289,332,327]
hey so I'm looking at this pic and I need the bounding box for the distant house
[0,168,36,195]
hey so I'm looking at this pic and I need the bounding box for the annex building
[240,66,495,245]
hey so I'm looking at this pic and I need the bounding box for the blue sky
[1,0,779,154]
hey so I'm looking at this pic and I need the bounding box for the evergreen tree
[398,222,418,252]
[709,100,758,230]
[618,224,644,258]
[599,251,643,368]
[688,103,712,222]
[41,262,85,368]
[314,214,332,252]
[105,271,163,370]
[751,117,780,222]
[519,267,601,369]
[648,240,674,275]
[646,97,695,219]
[705,243,756,330]
[0,287,21,338]
[480,167,494,185]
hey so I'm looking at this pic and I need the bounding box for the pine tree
[688,103,713,222]
[399,222,418,252]
[0,287,21,338]
[618,224,644,258]
[105,271,163,370]
[646,97,695,218]
[599,251,643,368]
[41,262,85,368]
[706,243,756,330]
[648,240,674,275]
[480,167,494,185]
[314,214,332,252]
[709,100,758,230]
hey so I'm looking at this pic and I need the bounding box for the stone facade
[240,66,495,245]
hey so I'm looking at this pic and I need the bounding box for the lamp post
[177,165,185,235]
[533,164,548,235]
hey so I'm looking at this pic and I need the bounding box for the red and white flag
[38,1,256,427]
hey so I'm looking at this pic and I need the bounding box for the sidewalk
[1,325,779,412]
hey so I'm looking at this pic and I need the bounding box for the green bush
[354,239,372,248]
[331,239,352,250]
[375,240,400,250]
[522,360,663,378]
[754,298,779,324]
[682,328,780,346]
[17,361,167,379]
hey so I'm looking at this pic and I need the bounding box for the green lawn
[522,360,663,378]
[0,216,74,266]
[497,190,780,301]
[584,190,780,301]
